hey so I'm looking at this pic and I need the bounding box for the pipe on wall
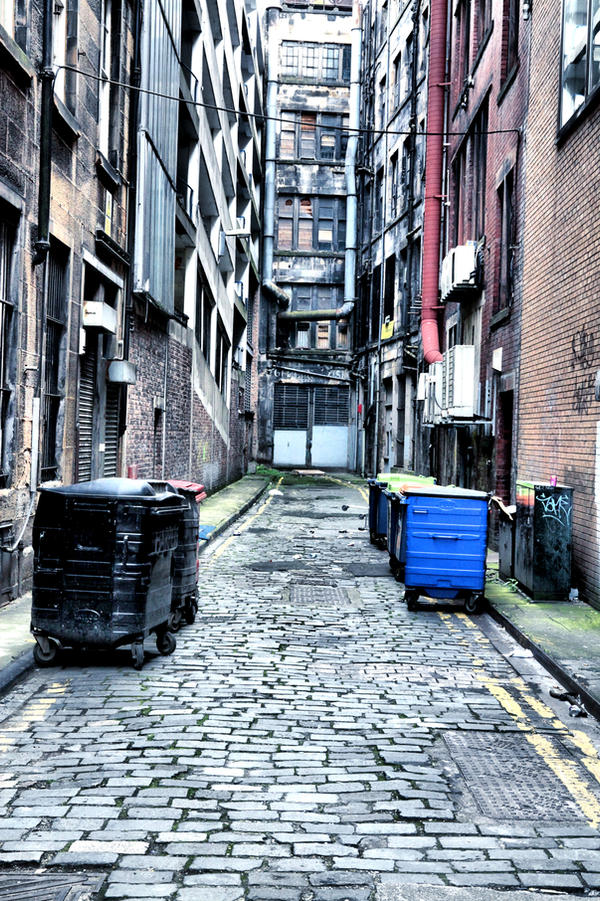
[340,0,362,320]
[420,0,446,364]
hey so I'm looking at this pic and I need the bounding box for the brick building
[518,0,600,605]
[417,0,530,510]
[356,0,430,477]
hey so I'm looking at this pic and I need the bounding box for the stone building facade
[256,0,357,471]
[0,0,263,601]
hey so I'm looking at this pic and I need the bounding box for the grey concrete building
[257,0,359,470]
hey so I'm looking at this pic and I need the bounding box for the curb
[0,647,34,697]
[198,479,271,553]
[486,602,600,721]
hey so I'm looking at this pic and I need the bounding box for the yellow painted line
[481,675,600,828]
[209,477,283,562]
[325,475,369,504]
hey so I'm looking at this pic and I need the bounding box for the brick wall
[519,0,600,606]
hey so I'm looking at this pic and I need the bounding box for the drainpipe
[262,4,279,289]
[420,0,446,364]
[33,0,54,267]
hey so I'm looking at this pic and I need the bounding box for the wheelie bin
[31,478,185,669]
[368,472,434,548]
[396,484,489,614]
[150,480,206,628]
[384,475,436,573]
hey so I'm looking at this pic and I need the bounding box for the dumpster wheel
[33,637,59,666]
[156,630,176,656]
[464,593,483,615]
[132,641,145,670]
[404,590,419,611]
[184,597,198,625]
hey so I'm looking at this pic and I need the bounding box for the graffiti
[571,325,595,370]
[536,492,572,527]
[572,374,595,415]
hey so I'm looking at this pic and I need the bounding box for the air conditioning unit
[422,361,444,424]
[440,242,480,303]
[442,345,475,418]
[235,280,244,301]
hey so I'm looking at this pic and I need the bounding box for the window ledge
[472,20,494,75]
[53,96,80,143]
[557,83,600,145]
[498,60,519,106]
[96,151,121,192]
[490,306,511,330]
[95,230,130,267]
[0,24,34,86]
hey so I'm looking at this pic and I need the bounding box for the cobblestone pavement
[2,477,600,900]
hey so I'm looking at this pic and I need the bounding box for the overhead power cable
[59,64,521,139]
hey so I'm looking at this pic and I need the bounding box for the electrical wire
[59,63,521,139]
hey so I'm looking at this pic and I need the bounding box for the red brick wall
[127,317,248,491]
[519,0,600,606]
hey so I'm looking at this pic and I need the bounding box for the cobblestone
[1,480,600,897]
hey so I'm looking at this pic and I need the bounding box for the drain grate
[0,872,105,900]
[343,563,392,578]
[445,731,587,820]
[290,586,350,603]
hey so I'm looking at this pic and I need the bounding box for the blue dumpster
[369,473,435,549]
[397,485,488,614]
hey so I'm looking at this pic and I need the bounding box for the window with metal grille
[277,196,346,252]
[279,111,349,161]
[314,386,349,426]
[42,243,68,481]
[273,383,309,429]
[0,218,15,487]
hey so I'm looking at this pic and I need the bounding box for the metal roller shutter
[77,341,97,482]
[103,384,120,476]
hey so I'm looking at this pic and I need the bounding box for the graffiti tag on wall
[536,492,572,528]
[571,325,596,414]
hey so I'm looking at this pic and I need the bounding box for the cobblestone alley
[2,476,600,900]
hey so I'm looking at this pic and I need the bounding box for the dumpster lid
[40,477,163,498]
[166,480,207,503]
[399,484,488,500]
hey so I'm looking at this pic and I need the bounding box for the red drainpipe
[420,0,447,364]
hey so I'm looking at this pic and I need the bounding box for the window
[453,101,488,244]
[379,76,387,130]
[393,53,402,108]
[561,0,600,124]
[374,168,383,232]
[401,139,411,211]
[472,102,488,240]
[475,0,491,49]
[195,273,213,364]
[215,315,229,396]
[280,42,350,82]
[0,0,14,35]
[300,112,316,158]
[390,151,399,218]
[496,168,515,312]
[458,0,472,84]
[502,0,519,81]
[98,0,121,162]
[52,0,68,103]
[285,285,346,350]
[0,215,15,485]
[42,242,68,481]
[276,196,346,252]
[278,111,349,161]
[419,8,429,75]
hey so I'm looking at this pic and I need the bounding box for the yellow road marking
[209,477,284,562]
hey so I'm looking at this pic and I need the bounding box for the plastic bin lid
[40,477,162,498]
[400,484,488,499]
[167,480,207,503]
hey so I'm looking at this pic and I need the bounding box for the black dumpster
[150,480,206,628]
[513,481,573,600]
[31,478,185,669]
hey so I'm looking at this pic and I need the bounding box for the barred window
[278,111,348,161]
[279,41,351,83]
[276,196,346,253]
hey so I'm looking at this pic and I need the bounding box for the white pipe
[262,13,278,283]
